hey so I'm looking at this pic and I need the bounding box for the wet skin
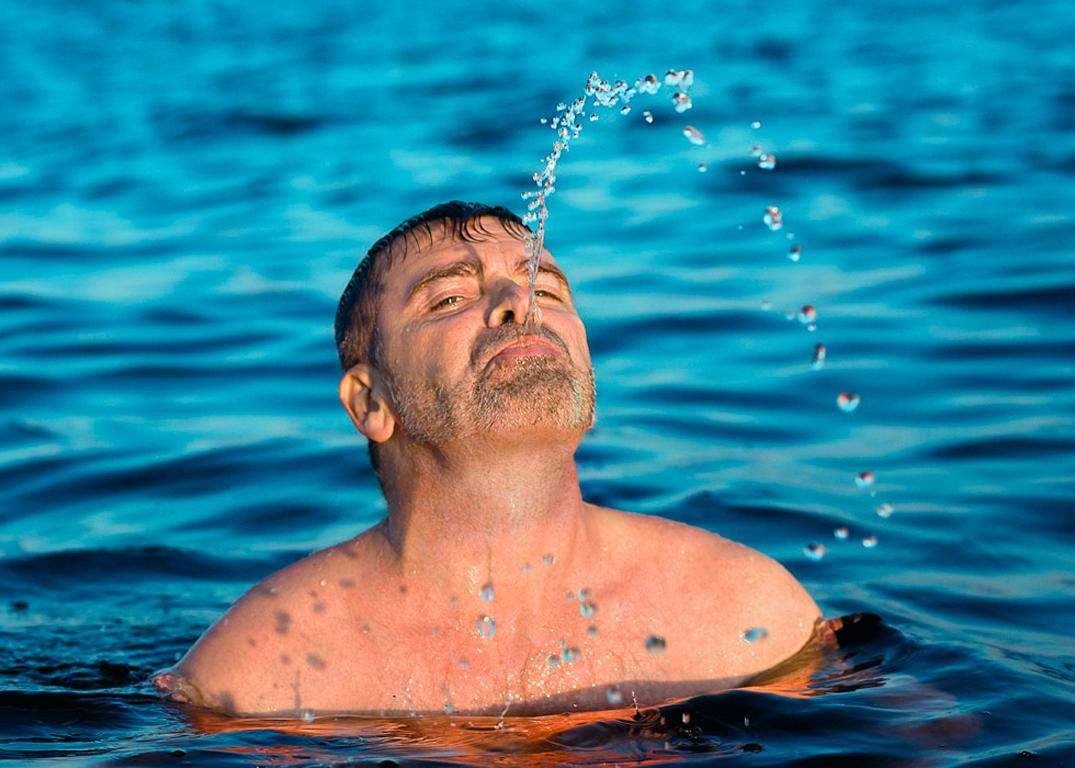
[155,220,820,716]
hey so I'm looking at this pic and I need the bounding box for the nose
[486,278,535,328]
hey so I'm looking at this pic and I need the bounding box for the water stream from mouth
[521,69,695,325]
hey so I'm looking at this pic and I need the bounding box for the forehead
[384,218,559,282]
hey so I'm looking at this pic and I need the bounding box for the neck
[377,435,590,598]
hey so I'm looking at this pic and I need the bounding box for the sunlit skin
[154,218,821,717]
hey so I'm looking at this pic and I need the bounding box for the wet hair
[334,201,531,474]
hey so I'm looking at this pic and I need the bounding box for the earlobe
[339,364,395,444]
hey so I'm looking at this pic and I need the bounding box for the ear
[339,364,396,444]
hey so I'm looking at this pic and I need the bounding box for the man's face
[373,219,595,447]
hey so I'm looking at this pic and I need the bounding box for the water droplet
[431,627,441,637]
[556,102,567,111]
[587,624,598,637]
[578,588,592,601]
[763,206,783,231]
[480,582,494,602]
[301,709,314,723]
[751,145,764,157]
[645,635,667,655]
[798,304,817,325]
[443,701,455,714]
[580,601,597,618]
[643,110,654,124]
[547,654,561,669]
[672,92,692,112]
[804,542,827,561]
[863,535,879,548]
[876,502,895,518]
[697,162,707,172]
[543,553,555,565]
[855,471,875,490]
[565,591,574,602]
[742,627,769,643]
[620,105,631,115]
[522,562,532,573]
[837,392,861,412]
[458,657,470,670]
[539,117,548,125]
[475,615,496,638]
[664,69,684,86]
[760,300,772,311]
[788,245,802,262]
[562,646,581,663]
[589,113,599,122]
[751,120,762,129]
[739,170,746,176]
[682,125,705,145]
[834,525,850,540]
[758,153,777,170]
[606,686,623,706]
[811,343,827,370]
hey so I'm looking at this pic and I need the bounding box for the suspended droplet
[760,299,772,311]
[682,125,705,145]
[837,392,861,412]
[751,145,764,157]
[556,102,567,111]
[752,121,762,129]
[543,553,555,565]
[645,635,667,655]
[638,74,661,94]
[788,245,802,262]
[578,588,592,601]
[539,117,548,125]
[606,686,623,706]
[587,624,598,637]
[763,206,783,230]
[565,591,574,602]
[443,701,455,715]
[758,153,776,170]
[562,646,581,663]
[547,654,561,669]
[811,343,827,370]
[804,542,827,561]
[458,657,470,670]
[862,535,879,548]
[479,582,494,602]
[876,502,895,518]
[580,600,597,618]
[672,92,692,112]
[522,562,532,573]
[742,627,768,643]
[643,110,654,124]
[589,113,599,122]
[476,615,496,638]
[834,526,850,540]
[697,162,707,172]
[664,69,686,86]
[301,709,315,723]
[798,304,817,324]
[855,471,875,490]
[620,105,631,115]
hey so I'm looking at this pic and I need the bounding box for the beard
[381,336,596,446]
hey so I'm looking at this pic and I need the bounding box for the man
[153,201,821,717]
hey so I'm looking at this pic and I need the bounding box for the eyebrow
[406,259,483,304]
[405,257,573,305]
[515,257,572,300]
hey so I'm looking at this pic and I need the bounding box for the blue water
[2,1,1074,765]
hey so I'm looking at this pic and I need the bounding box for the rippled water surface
[2,1,1074,765]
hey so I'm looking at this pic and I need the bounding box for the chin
[473,358,595,434]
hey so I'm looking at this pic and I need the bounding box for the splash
[521,69,696,323]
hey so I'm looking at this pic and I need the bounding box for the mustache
[470,324,570,370]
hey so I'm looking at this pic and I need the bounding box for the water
[2,0,1075,765]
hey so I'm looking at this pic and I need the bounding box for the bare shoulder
[587,504,821,676]
[154,529,387,714]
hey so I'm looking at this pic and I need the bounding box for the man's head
[335,201,596,478]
